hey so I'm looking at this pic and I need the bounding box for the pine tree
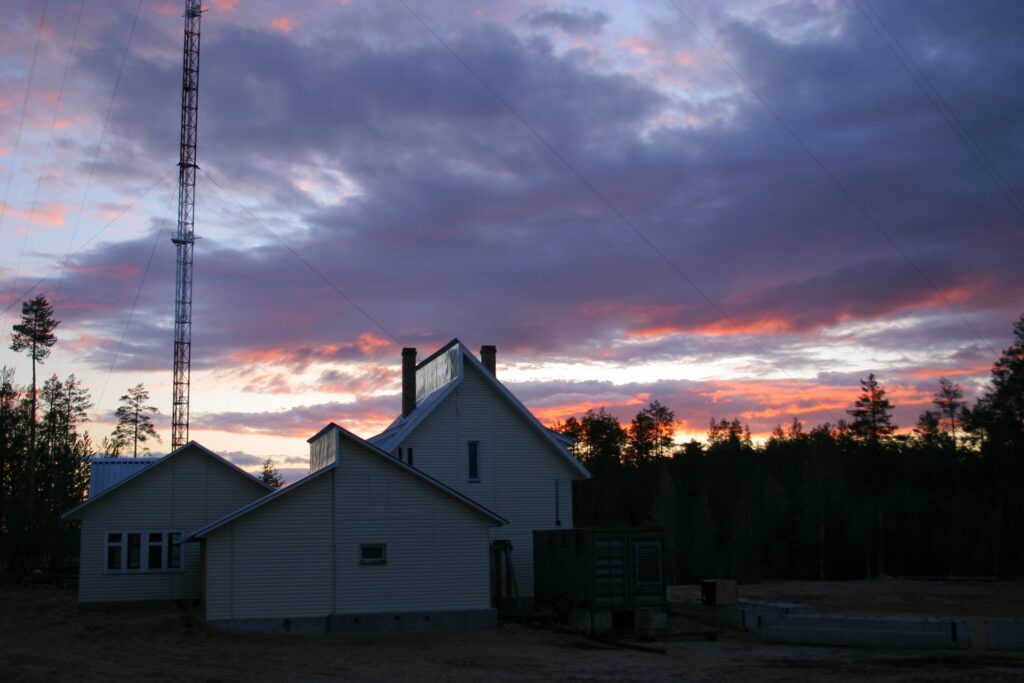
[848,374,896,446]
[9,295,60,523]
[112,384,161,457]
[969,314,1024,454]
[933,377,965,447]
[259,458,284,488]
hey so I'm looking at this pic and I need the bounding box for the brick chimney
[480,345,496,377]
[402,347,417,417]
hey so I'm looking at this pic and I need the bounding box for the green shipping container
[533,528,666,612]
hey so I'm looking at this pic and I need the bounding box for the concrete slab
[979,619,1024,651]
[759,614,968,649]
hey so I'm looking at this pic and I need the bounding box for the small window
[360,544,387,565]
[407,447,413,466]
[397,447,403,462]
[106,533,123,571]
[468,441,479,481]
[126,533,141,570]
[147,532,164,570]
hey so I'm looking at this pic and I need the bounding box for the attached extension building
[65,340,590,630]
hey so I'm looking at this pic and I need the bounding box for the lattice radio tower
[172,0,202,448]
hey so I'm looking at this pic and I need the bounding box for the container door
[593,535,628,608]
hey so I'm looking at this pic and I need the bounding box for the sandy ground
[669,578,1024,618]
[2,584,1024,682]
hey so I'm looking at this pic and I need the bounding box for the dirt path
[669,578,1024,618]
[2,586,1023,682]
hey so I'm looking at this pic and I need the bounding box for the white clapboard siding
[77,446,268,604]
[333,438,494,614]
[398,361,581,597]
[204,471,334,621]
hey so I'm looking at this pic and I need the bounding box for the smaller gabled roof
[62,441,271,521]
[369,340,590,479]
[189,462,334,540]
[190,423,507,540]
[307,421,342,443]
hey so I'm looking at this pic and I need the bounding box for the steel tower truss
[172,0,202,449]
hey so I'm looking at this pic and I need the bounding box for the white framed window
[360,544,387,565]
[105,531,184,573]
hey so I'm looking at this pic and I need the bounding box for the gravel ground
[669,578,1024,618]
[2,584,1023,682]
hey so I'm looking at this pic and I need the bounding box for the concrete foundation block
[759,614,964,649]
[979,619,1024,651]
[329,608,497,633]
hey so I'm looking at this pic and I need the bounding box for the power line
[851,0,1024,225]
[198,168,405,347]
[664,0,999,359]
[396,0,847,425]
[2,166,176,316]
[6,1,86,322]
[57,0,145,298]
[97,217,169,410]
[0,0,50,240]
[23,0,88,250]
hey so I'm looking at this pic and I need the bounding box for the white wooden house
[64,340,589,630]
[368,340,591,601]
[190,422,506,631]
[62,443,270,607]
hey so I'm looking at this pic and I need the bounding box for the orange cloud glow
[618,36,652,56]
[270,15,300,33]
[896,363,992,381]
[626,315,794,339]
[212,0,240,10]
[0,201,67,228]
[152,3,178,16]
[227,332,396,369]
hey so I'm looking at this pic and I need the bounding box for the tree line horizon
[555,312,1024,581]
[1,294,1021,581]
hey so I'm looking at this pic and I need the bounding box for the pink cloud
[152,3,178,17]
[270,15,300,33]
[0,201,67,228]
[212,0,240,10]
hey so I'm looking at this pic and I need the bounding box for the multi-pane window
[105,531,183,573]
[468,441,480,481]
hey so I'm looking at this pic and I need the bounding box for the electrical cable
[5,1,86,323]
[2,165,176,315]
[199,167,406,347]
[664,0,999,358]
[96,190,176,410]
[0,0,50,240]
[397,0,847,424]
[851,0,1024,225]
[56,0,144,298]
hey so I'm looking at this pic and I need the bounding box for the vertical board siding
[334,445,494,614]
[77,446,268,604]
[204,472,334,621]
[400,362,585,597]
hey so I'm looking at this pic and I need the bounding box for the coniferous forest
[1,298,1023,583]
[560,314,1024,583]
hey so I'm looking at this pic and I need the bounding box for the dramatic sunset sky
[1,0,1021,481]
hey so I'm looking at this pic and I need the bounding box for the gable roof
[190,423,507,540]
[369,339,591,479]
[62,441,272,521]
